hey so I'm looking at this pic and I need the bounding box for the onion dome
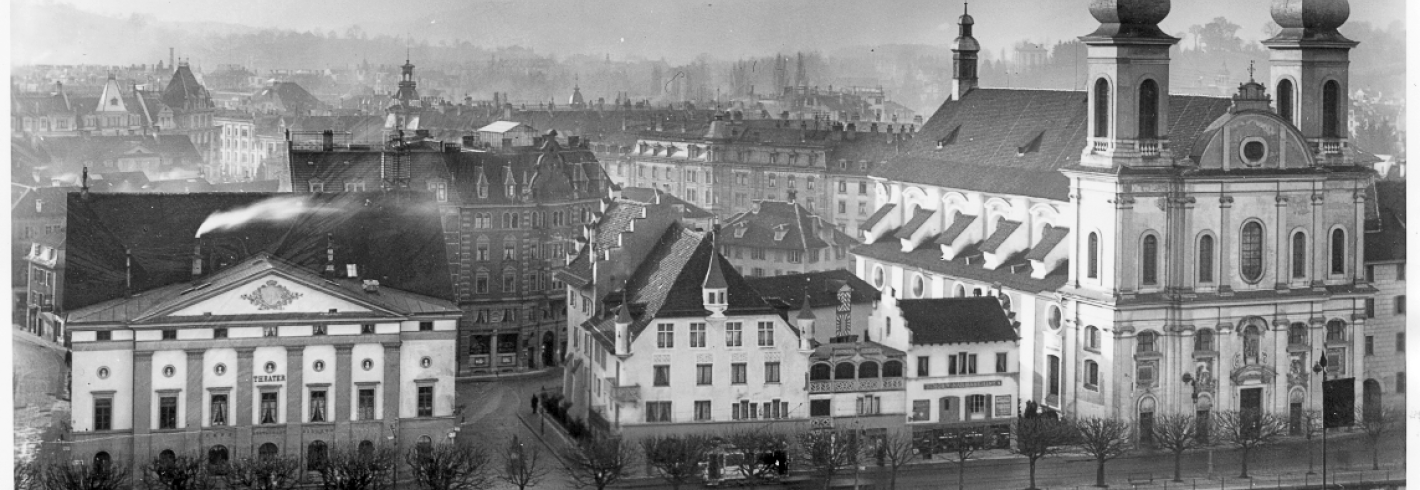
[1083,0,1176,42]
[952,3,980,52]
[1267,0,1355,43]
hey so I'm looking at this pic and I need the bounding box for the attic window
[773,224,789,241]
[1017,131,1045,156]
[937,125,961,149]
[734,224,747,238]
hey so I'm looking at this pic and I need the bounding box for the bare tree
[562,435,636,490]
[1071,417,1133,487]
[1012,417,1075,490]
[1151,413,1200,482]
[1355,405,1402,470]
[1212,410,1288,478]
[640,434,713,490]
[796,428,861,490]
[500,436,550,490]
[404,442,492,490]
[722,428,790,487]
[15,457,37,490]
[316,444,397,490]
[940,427,985,490]
[38,458,132,490]
[224,456,303,490]
[871,429,917,490]
[142,454,218,490]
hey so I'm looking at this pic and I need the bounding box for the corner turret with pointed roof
[795,292,816,350]
[703,233,730,317]
[614,301,632,357]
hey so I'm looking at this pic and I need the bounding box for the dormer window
[734,224,747,238]
[773,224,789,241]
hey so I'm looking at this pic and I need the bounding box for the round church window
[1240,138,1267,166]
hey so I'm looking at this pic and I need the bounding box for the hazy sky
[14,0,1410,63]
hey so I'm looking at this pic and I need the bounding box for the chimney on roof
[324,233,336,277]
[80,166,90,200]
[125,247,133,297]
[322,130,334,151]
[191,241,203,277]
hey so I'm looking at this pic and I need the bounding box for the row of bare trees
[1009,406,1402,490]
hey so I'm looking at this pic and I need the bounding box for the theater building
[66,255,461,471]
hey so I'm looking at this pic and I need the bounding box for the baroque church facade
[853,0,1378,439]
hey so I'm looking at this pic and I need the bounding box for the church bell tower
[1079,0,1179,168]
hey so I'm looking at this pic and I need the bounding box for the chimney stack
[191,241,203,277]
[324,234,336,277]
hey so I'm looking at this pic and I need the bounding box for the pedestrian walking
[531,394,539,414]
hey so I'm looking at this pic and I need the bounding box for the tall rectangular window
[1366,298,1376,318]
[94,398,112,431]
[725,322,743,347]
[1198,235,1214,283]
[1398,333,1406,353]
[1365,336,1375,356]
[210,394,228,426]
[653,365,670,387]
[1292,232,1308,279]
[731,363,747,384]
[996,353,1008,373]
[1397,295,1407,315]
[1142,235,1159,285]
[696,364,713,385]
[689,323,706,348]
[911,400,931,421]
[159,396,178,429]
[310,390,327,422]
[917,356,930,376]
[358,389,376,420]
[757,322,774,347]
[694,401,712,421]
[417,386,434,417]
[764,362,781,383]
[261,392,279,424]
[657,323,674,348]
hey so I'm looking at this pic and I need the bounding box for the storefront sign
[922,380,1002,390]
[994,395,1013,418]
[253,375,286,383]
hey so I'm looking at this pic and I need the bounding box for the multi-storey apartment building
[1361,180,1405,409]
[854,0,1379,440]
[612,114,914,236]
[557,196,812,438]
[719,201,859,277]
[288,129,610,375]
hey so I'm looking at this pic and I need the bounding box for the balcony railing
[808,377,905,393]
[1138,139,1162,157]
[613,385,640,403]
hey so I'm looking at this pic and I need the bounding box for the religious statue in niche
[1287,353,1309,387]
[241,280,303,311]
[1193,361,1216,395]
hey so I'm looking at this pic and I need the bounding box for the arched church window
[1198,235,1215,283]
[1138,79,1159,139]
[1277,79,1294,122]
[1141,234,1159,285]
[1093,79,1111,138]
[1322,81,1342,138]
[1240,221,1264,282]
[1330,229,1346,275]
[1292,232,1307,279]
[1087,232,1099,279]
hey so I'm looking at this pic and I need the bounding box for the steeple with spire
[951,3,980,100]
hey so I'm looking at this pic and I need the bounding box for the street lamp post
[1312,352,1329,489]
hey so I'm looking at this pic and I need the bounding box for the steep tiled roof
[160,64,214,111]
[721,201,855,251]
[251,81,324,115]
[40,134,202,168]
[745,269,879,311]
[618,187,715,219]
[874,89,1232,201]
[899,297,1017,345]
[854,239,1067,293]
[1365,180,1405,263]
[62,191,453,311]
[616,223,773,336]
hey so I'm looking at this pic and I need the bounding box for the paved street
[458,368,582,490]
